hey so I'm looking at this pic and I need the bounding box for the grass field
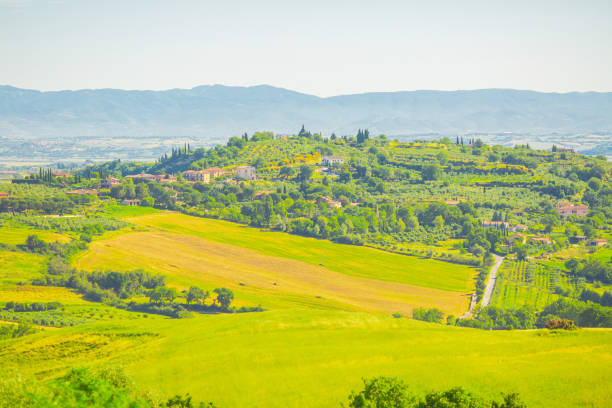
[1,309,611,408]
[2,211,612,407]
[73,212,476,315]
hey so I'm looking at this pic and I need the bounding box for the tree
[213,288,234,309]
[417,387,484,408]
[186,286,208,305]
[587,177,601,191]
[436,151,449,165]
[298,165,313,181]
[26,235,47,252]
[135,183,149,200]
[421,164,441,181]
[279,166,295,179]
[347,377,415,408]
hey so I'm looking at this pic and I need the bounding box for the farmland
[0,133,610,407]
[73,212,475,315]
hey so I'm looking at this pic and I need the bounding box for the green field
[2,308,611,407]
[2,211,612,407]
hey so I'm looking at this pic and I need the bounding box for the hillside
[0,136,611,407]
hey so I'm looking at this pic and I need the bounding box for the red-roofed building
[557,204,588,217]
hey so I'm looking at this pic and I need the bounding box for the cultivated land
[1,134,611,407]
[1,307,611,407]
[0,211,606,407]
[73,212,474,315]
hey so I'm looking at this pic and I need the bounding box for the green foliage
[347,377,415,408]
[0,322,37,340]
[412,307,444,323]
[347,377,526,408]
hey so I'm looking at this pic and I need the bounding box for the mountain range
[2,85,612,139]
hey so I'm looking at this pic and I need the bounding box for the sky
[1,0,611,97]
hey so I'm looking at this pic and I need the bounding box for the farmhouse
[236,166,256,180]
[125,173,157,182]
[206,167,225,178]
[321,156,344,166]
[556,204,588,217]
[100,177,121,189]
[444,200,460,206]
[121,198,141,206]
[588,238,607,247]
[154,174,177,183]
[183,170,210,183]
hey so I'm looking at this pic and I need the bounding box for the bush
[544,318,577,330]
[346,377,526,408]
[412,307,444,323]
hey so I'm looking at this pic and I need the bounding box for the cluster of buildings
[182,167,225,182]
[556,202,589,217]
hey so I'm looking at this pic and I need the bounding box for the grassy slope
[3,211,612,407]
[126,212,475,292]
[73,212,475,315]
[2,310,611,408]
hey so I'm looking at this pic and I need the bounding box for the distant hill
[2,85,612,138]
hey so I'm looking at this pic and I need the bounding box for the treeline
[413,299,612,330]
[36,258,259,318]
[347,376,525,408]
[4,301,63,312]
[565,258,612,284]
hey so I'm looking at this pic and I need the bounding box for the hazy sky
[1,0,611,96]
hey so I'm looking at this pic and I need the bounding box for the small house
[556,204,588,217]
[183,170,210,183]
[321,156,344,166]
[236,166,256,180]
[121,198,141,206]
[588,238,607,247]
[100,177,121,189]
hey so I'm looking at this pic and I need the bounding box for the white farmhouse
[321,155,344,166]
[236,165,256,180]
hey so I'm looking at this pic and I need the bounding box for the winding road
[481,254,505,307]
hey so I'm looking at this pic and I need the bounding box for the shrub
[544,318,577,330]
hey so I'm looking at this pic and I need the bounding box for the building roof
[557,204,588,210]
[323,155,343,160]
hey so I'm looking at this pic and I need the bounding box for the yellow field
[73,213,476,315]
